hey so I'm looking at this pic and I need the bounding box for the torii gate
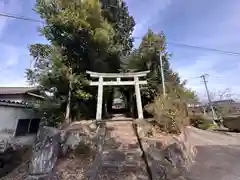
[86,70,150,120]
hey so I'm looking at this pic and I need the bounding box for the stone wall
[135,120,196,180]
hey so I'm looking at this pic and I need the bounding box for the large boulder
[135,120,196,180]
[26,126,61,180]
[59,121,97,157]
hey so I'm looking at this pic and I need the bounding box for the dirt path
[97,121,150,180]
[185,127,240,180]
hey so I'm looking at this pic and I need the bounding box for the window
[29,119,40,134]
[15,119,30,136]
[15,119,40,137]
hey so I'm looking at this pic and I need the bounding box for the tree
[101,0,135,55]
[99,0,136,113]
[126,29,198,106]
[27,0,118,125]
[125,29,199,132]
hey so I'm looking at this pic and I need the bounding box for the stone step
[103,148,142,155]
[102,156,144,166]
[102,150,142,162]
[102,160,144,169]
[98,162,150,180]
[97,170,150,180]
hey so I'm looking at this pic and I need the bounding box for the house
[211,99,240,114]
[0,87,43,103]
[187,103,206,115]
[212,99,235,106]
[0,87,43,152]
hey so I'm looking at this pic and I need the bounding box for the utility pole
[159,52,166,96]
[200,74,218,125]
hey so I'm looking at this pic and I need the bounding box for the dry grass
[56,149,94,180]
[146,94,189,134]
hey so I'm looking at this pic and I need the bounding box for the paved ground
[95,121,240,180]
[97,121,150,180]
[185,127,240,180]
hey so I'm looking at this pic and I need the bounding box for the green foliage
[27,0,197,126]
[100,0,135,55]
[189,114,216,130]
[134,33,200,132]
[125,29,198,106]
[27,0,135,126]
[27,0,115,125]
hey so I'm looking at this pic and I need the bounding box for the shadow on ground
[0,147,31,179]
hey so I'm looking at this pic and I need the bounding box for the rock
[65,132,90,150]
[136,121,196,180]
[163,142,186,171]
[89,122,97,130]
[25,126,61,180]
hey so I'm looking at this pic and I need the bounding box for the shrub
[146,94,189,134]
[189,115,216,130]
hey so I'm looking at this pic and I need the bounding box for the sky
[126,0,240,101]
[0,0,240,101]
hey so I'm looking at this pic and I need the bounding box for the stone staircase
[97,121,150,180]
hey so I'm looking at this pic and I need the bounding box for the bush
[189,115,216,130]
[146,94,189,134]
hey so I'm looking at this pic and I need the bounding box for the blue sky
[0,0,45,87]
[126,0,240,100]
[0,0,240,101]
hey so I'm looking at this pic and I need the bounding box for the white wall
[0,106,38,135]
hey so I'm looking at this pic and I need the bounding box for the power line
[0,12,43,23]
[167,41,240,56]
[1,11,240,56]
[133,37,240,56]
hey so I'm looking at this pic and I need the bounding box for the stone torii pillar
[86,71,150,121]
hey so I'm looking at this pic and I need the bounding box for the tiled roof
[0,99,31,108]
[0,87,38,95]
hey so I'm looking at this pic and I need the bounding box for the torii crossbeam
[86,70,150,120]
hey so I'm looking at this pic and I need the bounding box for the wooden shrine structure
[86,71,150,120]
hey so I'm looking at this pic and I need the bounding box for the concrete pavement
[185,127,240,180]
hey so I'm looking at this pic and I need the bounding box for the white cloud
[0,75,28,87]
[168,1,240,101]
[176,53,240,101]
